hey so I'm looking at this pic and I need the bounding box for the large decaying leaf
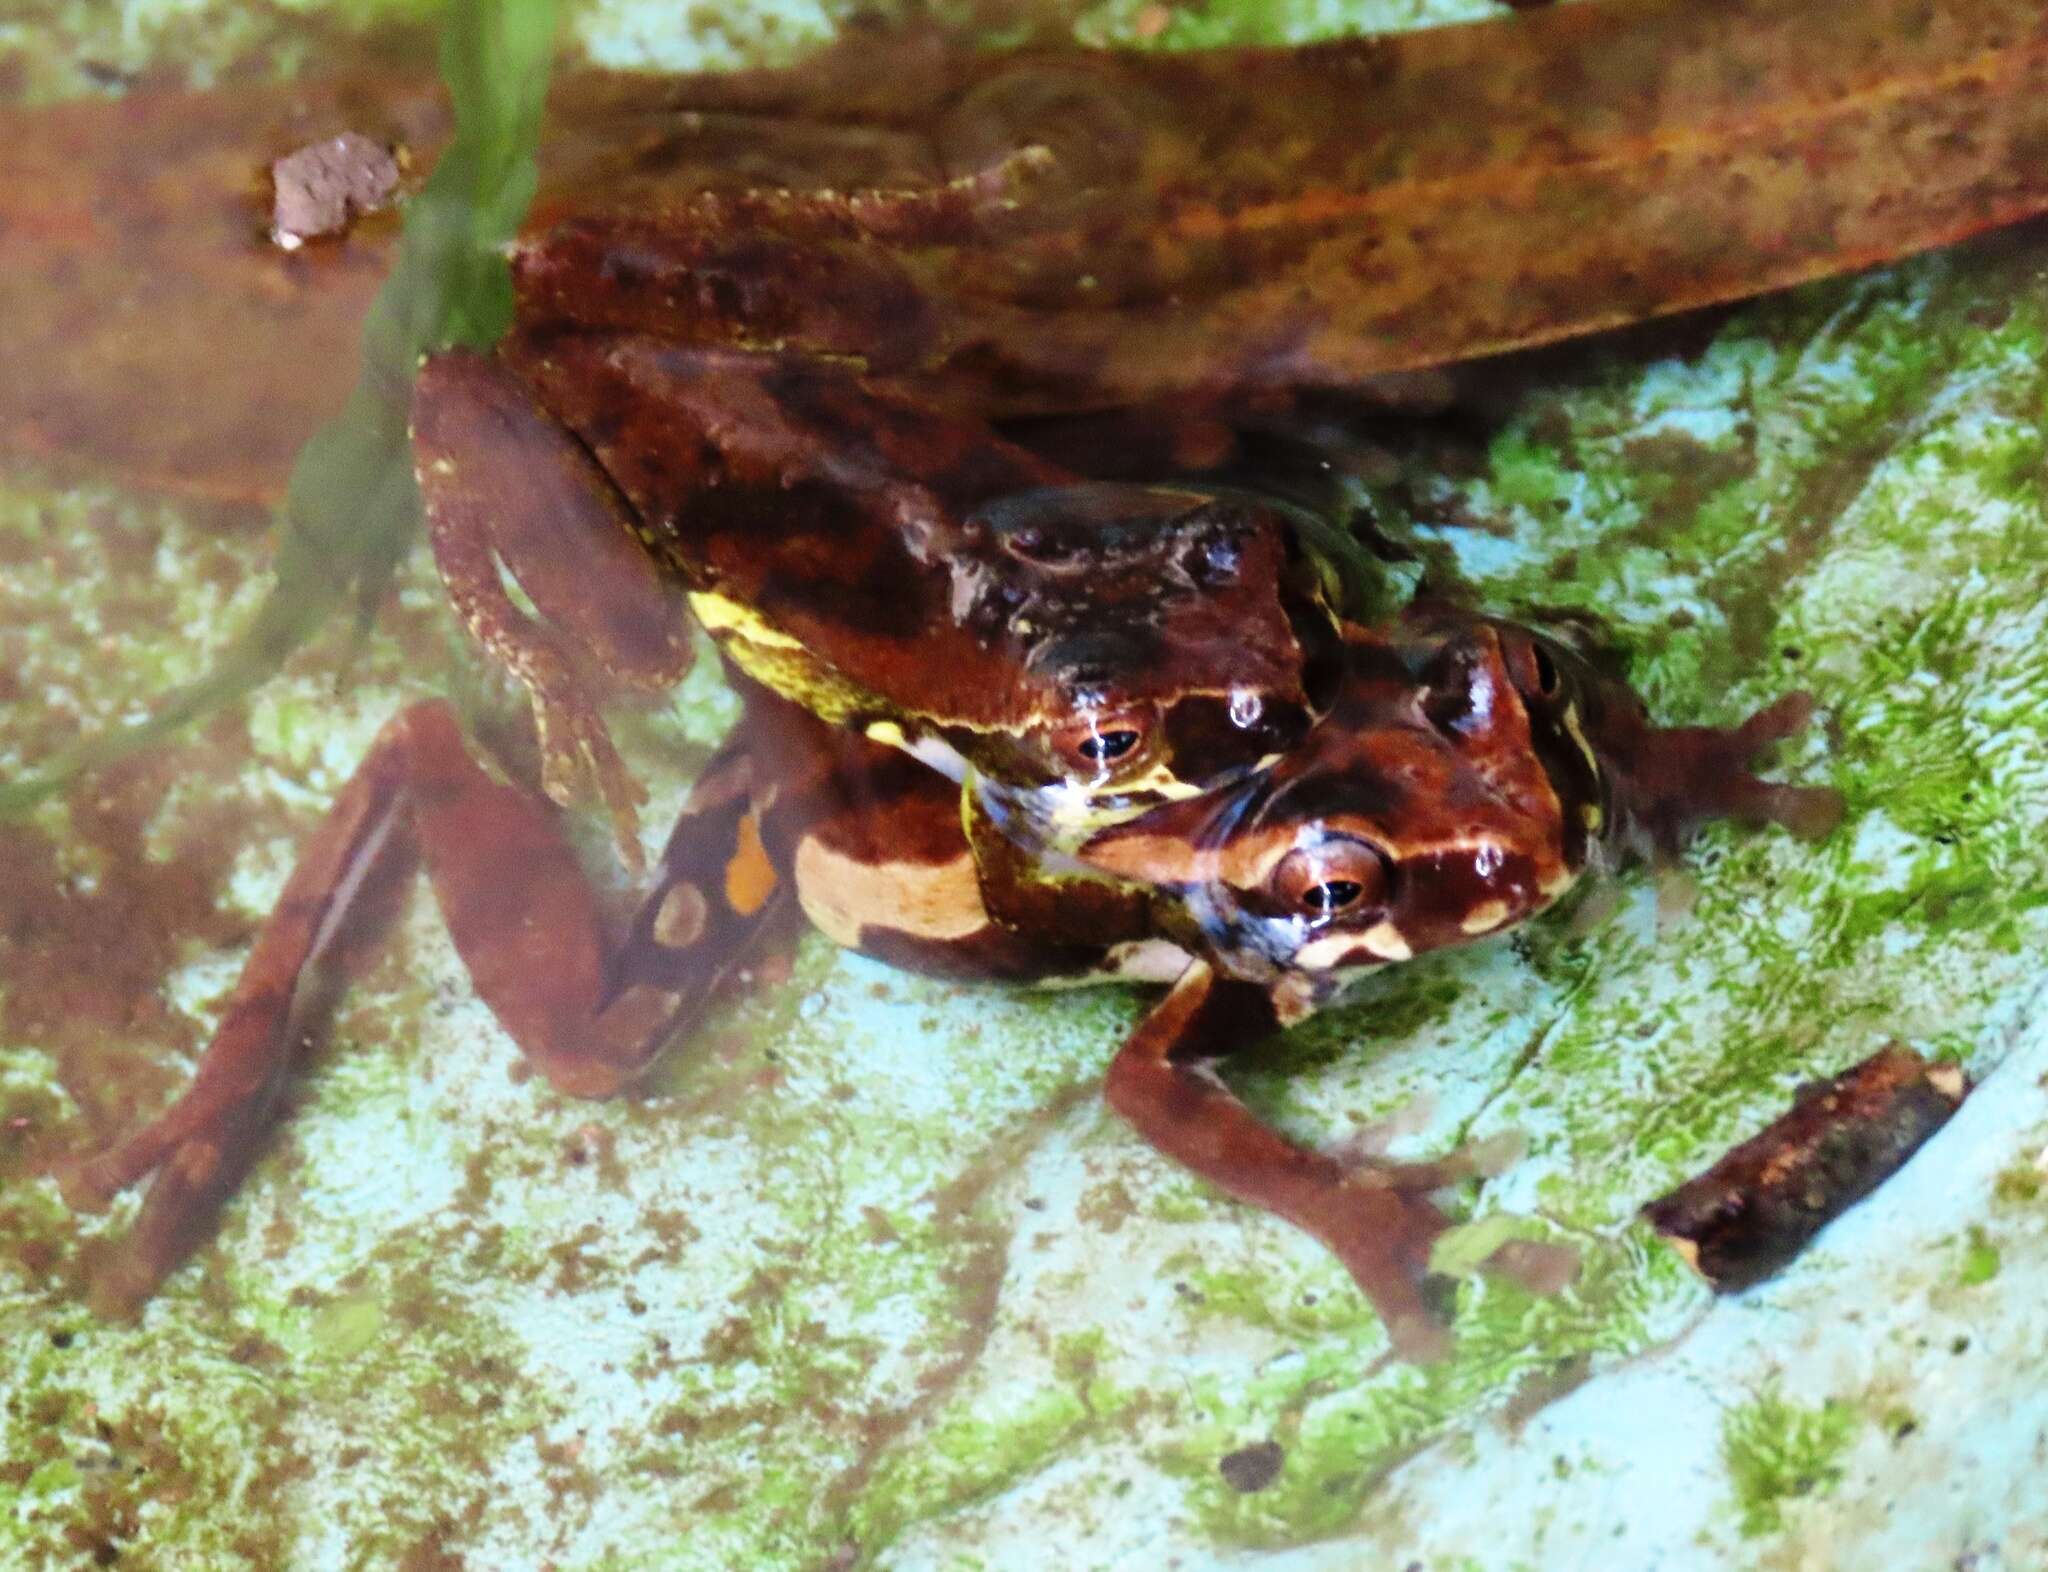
[5,0,2046,498]
[5,2,2048,1570]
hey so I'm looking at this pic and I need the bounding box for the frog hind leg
[412,347,697,873]
[600,732,800,1012]
[1104,960,1463,1363]
[58,699,788,1318]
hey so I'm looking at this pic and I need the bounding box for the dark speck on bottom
[1218,1439,1284,1493]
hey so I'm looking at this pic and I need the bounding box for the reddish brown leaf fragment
[8,0,2048,501]
[1643,1043,1968,1292]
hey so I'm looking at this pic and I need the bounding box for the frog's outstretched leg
[1612,692,1846,852]
[413,349,698,872]
[58,700,789,1318]
[1103,961,1460,1363]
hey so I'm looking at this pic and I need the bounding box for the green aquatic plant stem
[0,0,557,817]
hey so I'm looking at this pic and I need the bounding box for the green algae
[1959,1226,2002,1287]
[1076,0,1499,49]
[1720,1387,1861,1539]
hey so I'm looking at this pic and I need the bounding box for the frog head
[1082,606,1839,1016]
[941,483,1349,840]
[1078,612,1621,1014]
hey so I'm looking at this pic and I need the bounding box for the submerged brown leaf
[4,0,2048,503]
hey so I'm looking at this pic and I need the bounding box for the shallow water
[6,2,2048,1568]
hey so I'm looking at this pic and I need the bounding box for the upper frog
[415,337,1356,856]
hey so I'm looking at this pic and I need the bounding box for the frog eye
[1079,728,1142,762]
[1046,712,1152,777]
[1271,839,1391,920]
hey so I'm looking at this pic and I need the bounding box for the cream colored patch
[1270,972,1321,1025]
[1080,830,1221,886]
[1101,759,1206,802]
[1215,829,1307,892]
[1295,932,1370,971]
[652,882,707,949]
[1460,898,1512,936]
[1560,701,1601,786]
[1356,920,1413,961]
[1102,939,1195,984]
[863,720,971,782]
[794,837,989,949]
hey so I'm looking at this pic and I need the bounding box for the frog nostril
[1422,677,1476,736]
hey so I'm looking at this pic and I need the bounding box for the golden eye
[1272,839,1390,919]
[1048,712,1151,776]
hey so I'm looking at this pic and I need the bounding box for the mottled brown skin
[6,0,2047,505]
[63,610,1840,1357]
[516,0,2048,411]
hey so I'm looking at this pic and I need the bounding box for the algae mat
[6,2,2048,1568]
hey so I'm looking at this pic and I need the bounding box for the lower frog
[59,602,1839,1359]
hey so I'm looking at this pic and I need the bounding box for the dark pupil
[1078,729,1140,762]
[1303,880,1364,913]
[1533,646,1559,695]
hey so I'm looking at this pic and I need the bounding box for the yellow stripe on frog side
[687,590,808,650]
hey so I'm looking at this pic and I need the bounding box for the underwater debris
[1645,1043,1966,1291]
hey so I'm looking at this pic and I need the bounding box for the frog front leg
[59,701,788,1317]
[1104,963,1470,1363]
[412,348,698,871]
